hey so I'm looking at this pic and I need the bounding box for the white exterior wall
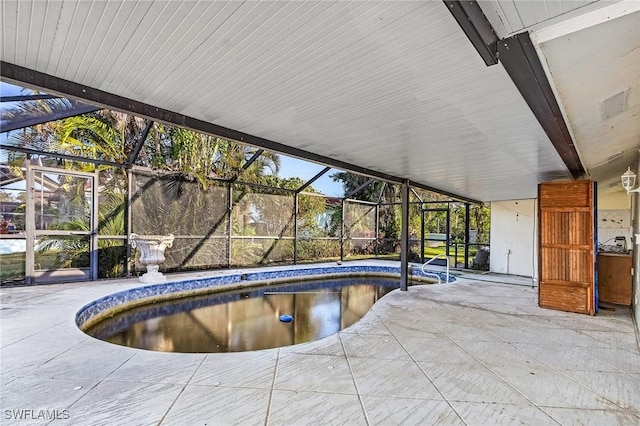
[489,190,638,335]
[489,199,537,278]
[598,191,629,210]
[597,190,633,250]
[631,166,640,335]
[598,188,638,332]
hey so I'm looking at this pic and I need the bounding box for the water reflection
[86,277,399,353]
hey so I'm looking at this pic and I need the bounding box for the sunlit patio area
[1,261,639,425]
[2,0,640,425]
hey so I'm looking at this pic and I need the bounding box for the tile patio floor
[1,261,639,425]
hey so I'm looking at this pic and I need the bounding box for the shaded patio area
[1,261,639,425]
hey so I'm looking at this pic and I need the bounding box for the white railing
[420,254,450,284]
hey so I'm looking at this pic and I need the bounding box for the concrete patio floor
[1,262,639,425]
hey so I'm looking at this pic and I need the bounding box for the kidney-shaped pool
[84,277,400,353]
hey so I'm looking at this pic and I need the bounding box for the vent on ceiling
[600,89,629,121]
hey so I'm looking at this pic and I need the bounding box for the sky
[277,155,344,197]
[0,82,23,96]
[1,82,30,156]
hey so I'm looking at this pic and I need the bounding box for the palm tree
[214,140,280,181]
[3,97,76,153]
[3,98,294,273]
[55,113,143,166]
[4,104,145,277]
[151,125,221,188]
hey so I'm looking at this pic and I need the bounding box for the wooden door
[538,181,596,315]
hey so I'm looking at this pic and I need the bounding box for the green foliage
[37,208,126,278]
[470,204,491,244]
[296,239,341,262]
[152,126,221,188]
[0,190,15,202]
[0,251,26,281]
[131,174,229,270]
[216,142,280,181]
[4,98,492,276]
[330,174,492,260]
[57,116,123,164]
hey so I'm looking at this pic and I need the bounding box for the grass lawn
[0,251,60,281]
[423,246,477,265]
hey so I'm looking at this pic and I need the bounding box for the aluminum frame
[24,161,99,284]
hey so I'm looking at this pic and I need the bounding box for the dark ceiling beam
[0,61,482,205]
[0,61,403,184]
[1,94,61,102]
[0,103,100,133]
[498,33,585,179]
[443,0,498,66]
[445,1,583,180]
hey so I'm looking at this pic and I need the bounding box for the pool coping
[3,260,639,425]
[76,264,453,330]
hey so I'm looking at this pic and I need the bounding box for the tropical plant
[3,97,76,153]
[470,204,491,244]
[330,173,401,255]
[151,126,222,188]
[214,141,280,181]
[7,94,458,273]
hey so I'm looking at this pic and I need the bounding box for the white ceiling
[1,1,638,202]
[530,2,640,194]
[481,0,640,196]
[479,0,611,38]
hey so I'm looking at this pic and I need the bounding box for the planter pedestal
[130,234,174,283]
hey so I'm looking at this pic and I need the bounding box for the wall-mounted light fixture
[621,167,640,193]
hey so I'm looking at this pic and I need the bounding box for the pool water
[85,277,399,353]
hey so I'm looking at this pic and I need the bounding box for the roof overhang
[1,1,637,201]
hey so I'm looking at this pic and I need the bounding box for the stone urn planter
[130,233,175,283]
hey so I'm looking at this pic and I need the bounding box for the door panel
[538,181,596,315]
[26,164,97,284]
[33,171,92,231]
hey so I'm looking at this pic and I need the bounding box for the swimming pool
[84,277,399,353]
[77,264,454,353]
